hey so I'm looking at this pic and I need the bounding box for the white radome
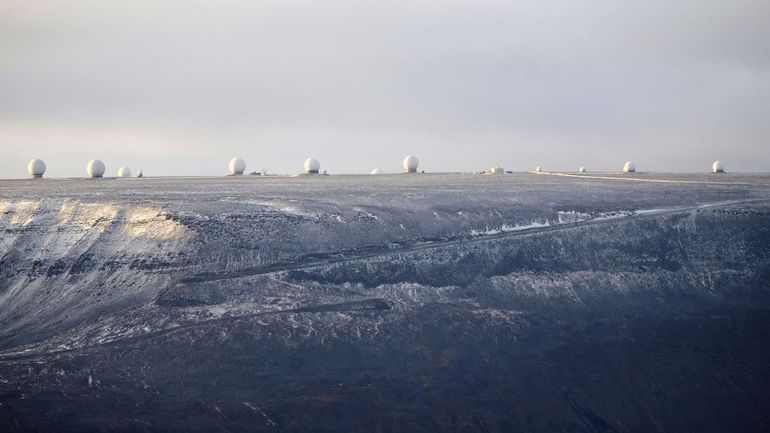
[712,161,725,173]
[87,160,106,178]
[117,167,132,178]
[403,155,419,173]
[623,161,636,173]
[229,157,246,175]
[578,167,586,173]
[535,166,542,173]
[304,158,321,174]
[371,168,383,175]
[28,159,46,178]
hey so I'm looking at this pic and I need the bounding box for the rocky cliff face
[1,174,769,432]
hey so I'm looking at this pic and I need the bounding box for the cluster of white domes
[27,159,46,179]
[403,155,419,173]
[20,156,735,179]
[229,157,246,176]
[27,158,140,179]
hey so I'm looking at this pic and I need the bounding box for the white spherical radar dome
[304,158,321,174]
[712,161,725,173]
[578,167,586,173]
[117,167,132,178]
[229,157,246,175]
[371,168,383,175]
[623,161,637,173]
[403,155,419,173]
[28,159,46,178]
[87,160,106,178]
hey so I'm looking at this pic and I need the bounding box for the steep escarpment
[0,199,194,350]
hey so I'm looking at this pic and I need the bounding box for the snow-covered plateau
[1,173,769,432]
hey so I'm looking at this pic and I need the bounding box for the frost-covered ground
[1,173,769,432]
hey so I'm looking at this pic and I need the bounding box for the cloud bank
[1,0,768,177]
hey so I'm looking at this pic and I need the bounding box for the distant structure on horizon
[117,167,132,178]
[229,157,246,176]
[27,159,46,179]
[623,161,637,173]
[87,160,106,178]
[371,168,383,175]
[304,158,321,175]
[535,166,542,173]
[713,161,725,173]
[137,169,144,178]
[403,155,419,174]
[578,167,586,173]
[486,166,505,175]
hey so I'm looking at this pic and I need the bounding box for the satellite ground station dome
[403,155,419,173]
[229,157,246,175]
[371,168,383,175]
[623,161,637,173]
[87,160,106,178]
[712,161,725,173]
[117,167,132,178]
[28,159,46,178]
[304,158,321,174]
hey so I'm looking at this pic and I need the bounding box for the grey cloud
[0,0,768,177]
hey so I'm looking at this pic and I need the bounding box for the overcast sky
[1,0,768,177]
